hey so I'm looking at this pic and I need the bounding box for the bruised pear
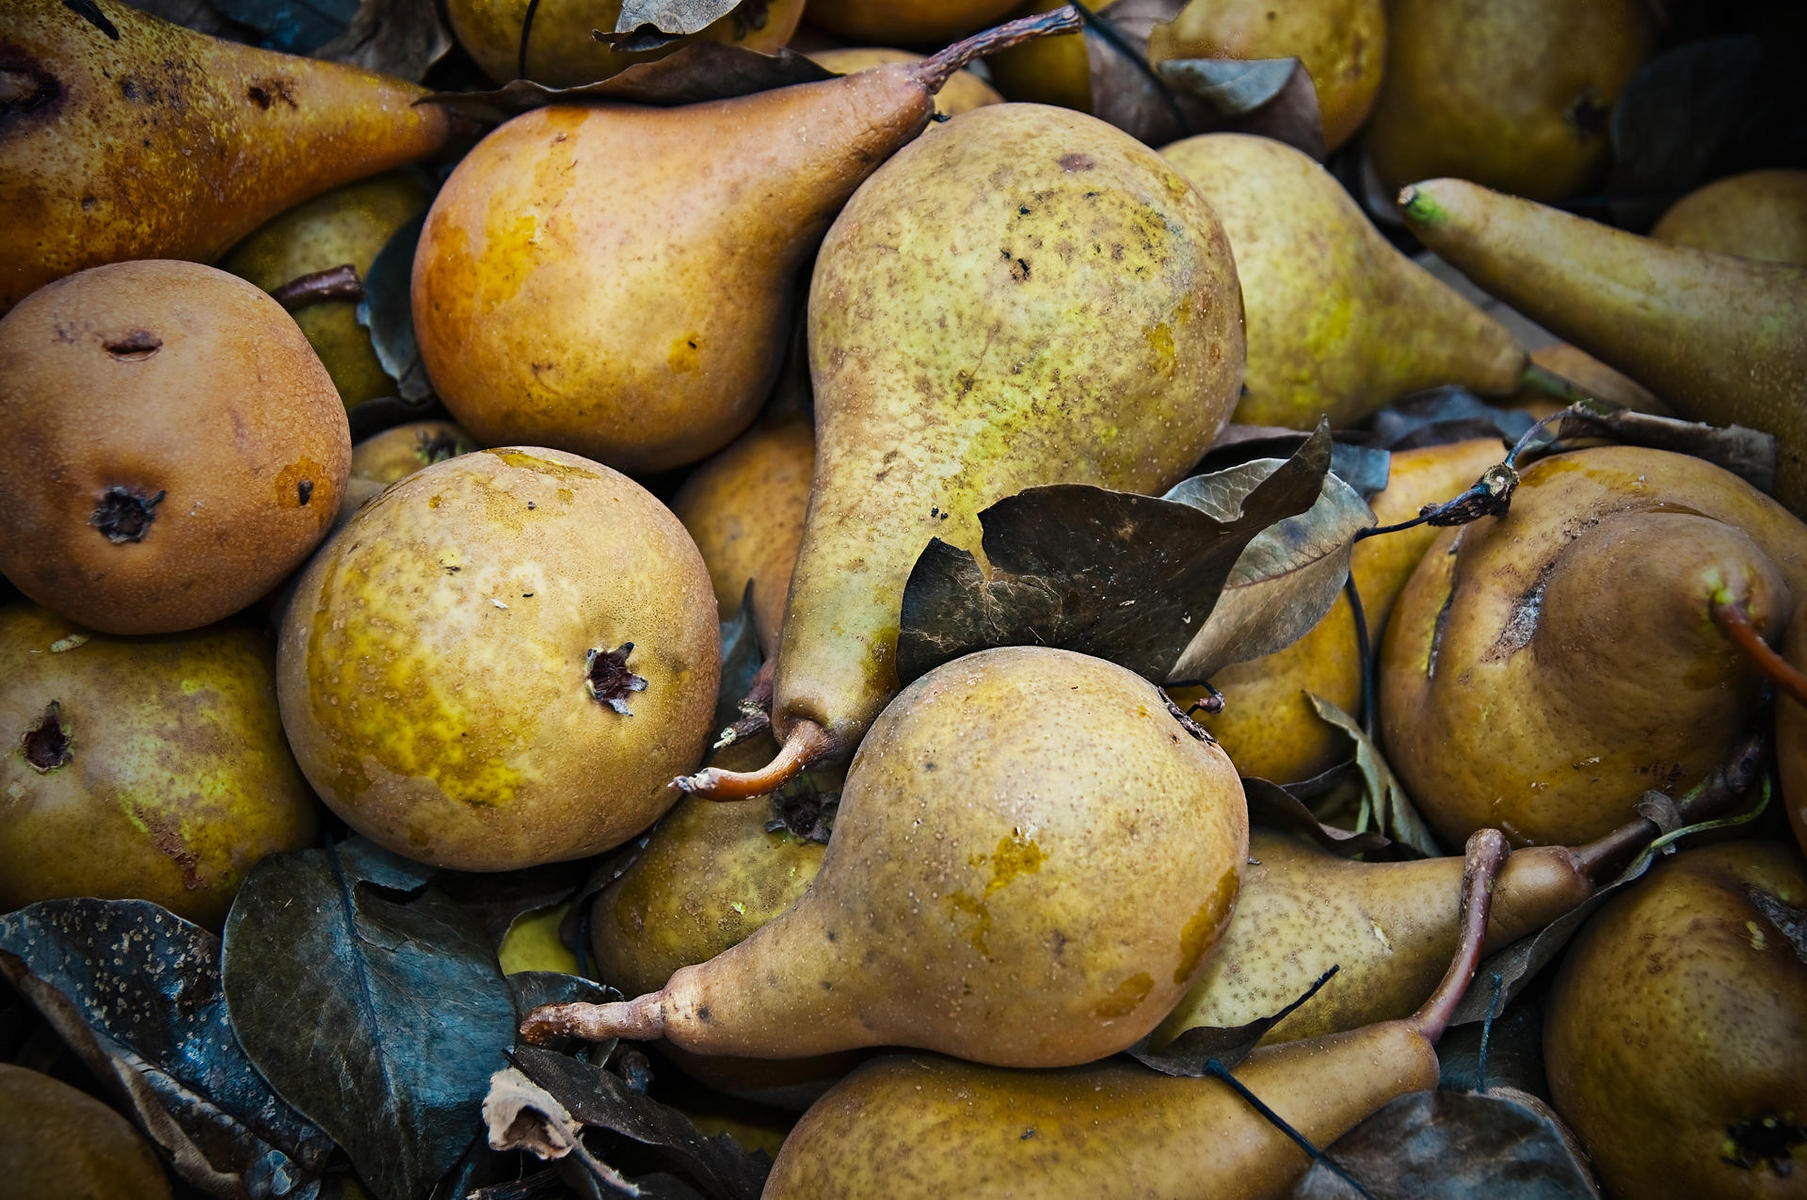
[527,646,1248,1068]
[0,604,320,927]
[1381,445,1807,848]
[277,447,718,871]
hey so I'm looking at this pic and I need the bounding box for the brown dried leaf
[315,0,452,83]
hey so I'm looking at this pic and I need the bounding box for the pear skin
[1543,842,1807,1198]
[1651,169,1807,266]
[1399,178,1807,516]
[670,414,815,656]
[808,47,1003,116]
[1380,446,1807,848]
[1783,600,1807,858]
[1366,0,1652,201]
[981,0,1094,113]
[807,0,1021,45]
[1182,437,1506,782]
[0,1065,171,1200]
[760,829,1509,1200]
[0,0,456,313]
[692,103,1243,795]
[1159,135,1524,430]
[528,647,1249,1068]
[1146,0,1386,151]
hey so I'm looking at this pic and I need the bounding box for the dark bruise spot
[296,478,314,506]
[90,486,165,543]
[1483,569,1550,663]
[585,642,648,716]
[1021,1128,1037,1140]
[695,1006,711,1023]
[1566,89,1610,137]
[765,770,839,843]
[0,63,61,118]
[1722,1111,1807,1174]
[119,77,138,100]
[104,330,161,360]
[1058,153,1094,172]
[22,701,72,771]
[63,0,119,39]
[1011,258,1031,282]
[417,429,467,464]
[246,77,297,109]
[1748,886,1807,966]
[79,194,96,210]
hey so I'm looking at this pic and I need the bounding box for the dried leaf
[1290,1089,1601,1199]
[221,839,519,1200]
[1156,56,1324,157]
[510,1047,771,1199]
[601,0,742,50]
[1123,967,1338,1076]
[714,594,764,735]
[313,0,452,83]
[356,212,432,403]
[1370,390,1532,452]
[1516,400,1776,494]
[1083,0,1206,146]
[1437,989,1548,1099]
[1305,694,1441,856]
[0,899,334,1200]
[423,43,833,117]
[135,0,257,40]
[1203,428,1391,499]
[439,861,592,950]
[1165,465,1374,679]
[1243,776,1395,858]
[485,1068,583,1159]
[210,0,355,53]
[895,427,1331,685]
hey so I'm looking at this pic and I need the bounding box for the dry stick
[909,6,1084,93]
[1712,593,1807,708]
[269,264,364,310]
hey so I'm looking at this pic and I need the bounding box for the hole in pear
[22,701,72,772]
[1722,1111,1807,1174]
[90,486,165,543]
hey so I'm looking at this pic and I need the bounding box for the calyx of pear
[526,646,1250,1069]
[678,99,1247,800]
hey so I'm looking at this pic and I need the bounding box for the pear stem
[1409,828,1508,1043]
[1518,363,1595,406]
[911,6,1083,94]
[1567,733,1767,879]
[1712,594,1807,707]
[520,995,664,1044]
[269,264,365,310]
[673,718,831,800]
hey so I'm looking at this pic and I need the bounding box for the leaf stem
[912,5,1083,93]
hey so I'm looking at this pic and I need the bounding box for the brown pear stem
[1712,594,1807,707]
[673,718,831,800]
[1567,733,1767,879]
[520,995,664,1044]
[269,264,365,310]
[910,6,1083,94]
[1410,828,1509,1043]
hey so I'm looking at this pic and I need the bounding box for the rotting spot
[246,77,297,109]
[1484,569,1549,662]
[0,64,60,118]
[91,485,165,543]
[1092,972,1154,1019]
[22,701,72,771]
[297,479,314,506]
[1721,1111,1807,1174]
[104,330,161,360]
[1059,152,1095,172]
[585,643,648,715]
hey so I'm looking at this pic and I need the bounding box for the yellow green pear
[1160,134,1524,430]
[1651,169,1807,265]
[0,0,457,313]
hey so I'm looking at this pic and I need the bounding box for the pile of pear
[2,2,1807,1197]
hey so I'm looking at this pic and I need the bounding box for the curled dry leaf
[1511,399,1776,494]
[1370,390,1532,452]
[602,0,746,51]
[1242,775,1395,859]
[895,426,1330,685]
[1305,694,1442,857]
[0,899,334,1200]
[1202,427,1392,499]
[1157,56,1325,158]
[485,1068,582,1159]
[1123,967,1340,1076]
[314,0,452,83]
[356,211,433,405]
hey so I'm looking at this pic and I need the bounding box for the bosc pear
[1159,135,1525,430]
[0,0,458,313]
[679,102,1247,799]
[759,829,1510,1200]
[412,11,1080,476]
[1398,178,1807,516]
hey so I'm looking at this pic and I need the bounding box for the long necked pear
[680,102,1246,799]
[759,828,1509,1200]
[1381,445,1807,849]
[1398,178,1807,516]
[1159,135,1525,429]
[0,0,458,313]
[526,646,1250,1068]
[411,11,1078,476]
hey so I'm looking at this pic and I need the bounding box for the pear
[1179,437,1506,783]
[1783,600,1807,858]
[807,47,1004,116]
[671,413,816,656]
[683,102,1245,798]
[1365,0,1652,201]
[0,260,350,635]
[807,0,1022,45]
[1145,0,1386,152]
[1543,841,1807,1197]
[0,1065,170,1200]
[334,420,478,528]
[1380,445,1807,849]
[412,11,1076,476]
[525,646,1250,1068]
[1159,134,1524,430]
[0,0,457,313]
[220,172,433,411]
[980,0,1093,114]
[1519,342,1663,415]
[446,0,806,88]
[1398,177,1807,516]
[0,604,321,929]
[760,828,1509,1200]
[276,447,720,871]
[1651,169,1807,266]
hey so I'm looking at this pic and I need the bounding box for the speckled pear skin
[0,0,455,313]
[775,103,1245,755]
[1154,830,1593,1049]
[593,647,1248,1068]
[761,1023,1439,1199]
[1159,134,1523,430]
[1381,446,1807,848]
